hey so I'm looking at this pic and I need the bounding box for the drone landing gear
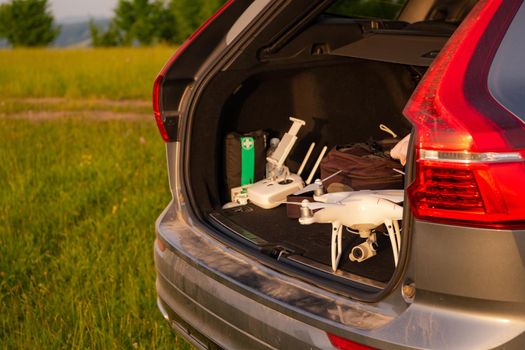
[330,224,379,271]
[330,220,401,272]
[331,222,343,272]
[331,224,381,271]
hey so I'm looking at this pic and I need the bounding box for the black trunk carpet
[213,204,395,282]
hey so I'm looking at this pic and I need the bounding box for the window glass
[326,0,408,20]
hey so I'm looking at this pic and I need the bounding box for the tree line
[90,0,227,46]
[0,0,227,47]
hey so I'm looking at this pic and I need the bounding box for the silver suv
[153,0,525,348]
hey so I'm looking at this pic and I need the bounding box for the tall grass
[0,47,176,100]
[0,118,188,349]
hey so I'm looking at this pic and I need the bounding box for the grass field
[0,47,176,100]
[0,48,192,349]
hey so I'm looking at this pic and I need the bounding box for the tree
[0,0,59,47]
[89,20,122,47]
[89,0,227,47]
[151,1,178,44]
[168,0,225,43]
[113,0,157,45]
[168,0,201,42]
[91,0,177,47]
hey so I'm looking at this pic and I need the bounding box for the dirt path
[4,97,151,108]
[0,97,152,121]
[1,110,151,122]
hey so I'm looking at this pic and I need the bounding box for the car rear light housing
[153,75,170,142]
[327,333,376,350]
[404,0,525,229]
[155,237,167,252]
[153,0,236,142]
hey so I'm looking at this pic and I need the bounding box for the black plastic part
[163,114,180,142]
[162,78,194,113]
[331,33,449,66]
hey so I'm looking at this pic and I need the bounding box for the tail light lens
[327,333,376,350]
[153,0,236,142]
[404,0,525,228]
[155,237,167,252]
[153,75,169,142]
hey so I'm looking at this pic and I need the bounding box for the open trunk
[185,15,454,292]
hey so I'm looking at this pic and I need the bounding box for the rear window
[326,0,408,20]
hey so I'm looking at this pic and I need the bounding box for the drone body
[310,195,403,237]
[290,189,404,271]
[313,189,404,205]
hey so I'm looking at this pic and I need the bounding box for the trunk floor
[213,204,395,282]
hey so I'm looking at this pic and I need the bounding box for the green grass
[0,47,192,348]
[0,118,189,349]
[0,47,176,100]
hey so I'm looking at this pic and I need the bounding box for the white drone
[285,189,404,272]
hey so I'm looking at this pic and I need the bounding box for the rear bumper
[154,202,525,350]
[154,203,392,350]
[156,248,334,349]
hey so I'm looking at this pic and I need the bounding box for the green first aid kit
[224,130,267,199]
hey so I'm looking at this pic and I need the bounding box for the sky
[0,0,119,20]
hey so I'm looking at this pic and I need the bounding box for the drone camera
[349,241,377,263]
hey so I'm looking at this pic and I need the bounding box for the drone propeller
[293,170,343,195]
[281,200,340,211]
[293,179,322,196]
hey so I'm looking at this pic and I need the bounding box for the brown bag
[320,143,404,191]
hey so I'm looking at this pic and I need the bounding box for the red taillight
[152,0,236,142]
[153,75,169,142]
[413,165,483,211]
[327,333,376,350]
[156,238,166,252]
[404,0,525,228]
